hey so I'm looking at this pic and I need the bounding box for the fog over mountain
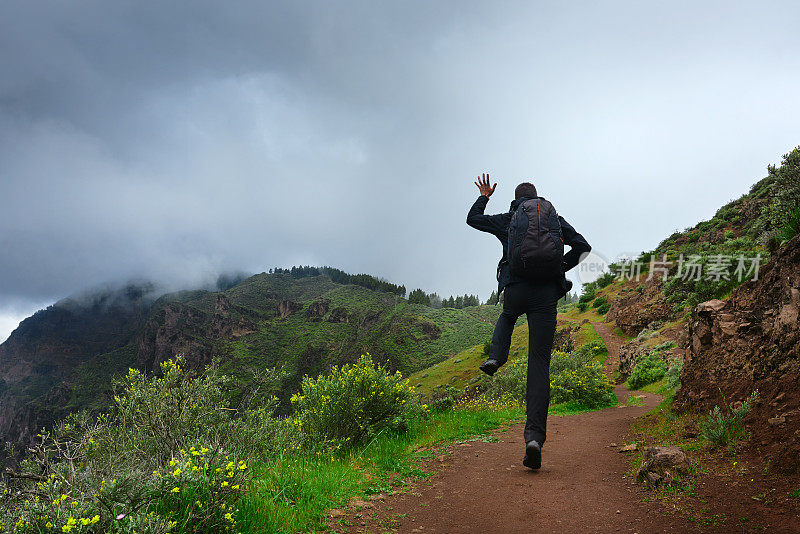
[2,0,800,341]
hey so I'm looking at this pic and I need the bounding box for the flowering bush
[549,358,616,407]
[291,354,426,445]
[486,345,616,409]
[0,358,272,533]
[485,358,527,402]
[0,444,249,534]
[154,446,248,532]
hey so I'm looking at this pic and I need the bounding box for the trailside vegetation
[486,335,617,412]
[0,354,520,534]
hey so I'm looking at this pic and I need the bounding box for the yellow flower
[170,487,180,493]
[220,481,229,488]
[173,468,182,476]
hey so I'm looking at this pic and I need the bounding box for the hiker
[467,173,591,469]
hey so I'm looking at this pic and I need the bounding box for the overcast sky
[2,1,799,342]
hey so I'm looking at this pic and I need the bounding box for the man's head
[515,182,537,199]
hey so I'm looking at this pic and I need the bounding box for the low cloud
[1,1,799,343]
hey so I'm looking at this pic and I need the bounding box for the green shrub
[577,302,588,312]
[578,284,597,304]
[485,358,528,402]
[154,447,249,532]
[429,385,462,412]
[0,357,271,533]
[779,205,800,243]
[487,346,616,409]
[549,350,617,408]
[591,296,608,308]
[482,340,491,356]
[651,341,675,352]
[767,147,800,233]
[596,303,611,315]
[291,354,425,445]
[627,354,667,389]
[664,358,683,390]
[595,272,616,288]
[700,391,759,447]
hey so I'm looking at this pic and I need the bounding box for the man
[467,173,590,469]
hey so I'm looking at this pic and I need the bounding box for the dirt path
[331,323,723,533]
[592,321,622,379]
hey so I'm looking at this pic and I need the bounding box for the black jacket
[466,195,591,297]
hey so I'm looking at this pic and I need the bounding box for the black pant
[488,280,559,445]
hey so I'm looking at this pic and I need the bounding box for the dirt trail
[592,321,622,379]
[332,322,723,533]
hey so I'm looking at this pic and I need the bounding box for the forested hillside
[0,270,499,465]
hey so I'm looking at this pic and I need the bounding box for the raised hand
[474,173,497,198]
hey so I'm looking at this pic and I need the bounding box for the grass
[626,394,645,406]
[560,305,604,322]
[410,316,530,397]
[633,379,672,395]
[626,394,705,505]
[575,322,609,362]
[613,325,632,340]
[224,282,502,389]
[624,387,789,529]
[409,344,486,397]
[549,398,618,415]
[412,316,611,399]
[236,405,523,533]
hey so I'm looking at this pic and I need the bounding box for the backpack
[507,197,564,279]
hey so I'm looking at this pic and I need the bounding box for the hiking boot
[479,359,500,376]
[523,440,542,469]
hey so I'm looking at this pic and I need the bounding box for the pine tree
[408,288,431,306]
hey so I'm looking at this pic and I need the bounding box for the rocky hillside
[0,271,499,465]
[0,284,155,450]
[569,147,800,473]
[675,234,800,473]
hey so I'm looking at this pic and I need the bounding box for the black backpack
[507,197,564,279]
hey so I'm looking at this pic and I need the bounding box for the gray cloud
[2,0,800,340]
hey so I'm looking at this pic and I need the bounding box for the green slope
[3,271,502,451]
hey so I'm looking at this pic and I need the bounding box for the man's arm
[559,215,591,272]
[467,195,511,234]
[466,173,508,235]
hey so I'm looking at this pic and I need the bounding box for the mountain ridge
[0,270,500,465]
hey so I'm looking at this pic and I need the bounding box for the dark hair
[515,182,537,199]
